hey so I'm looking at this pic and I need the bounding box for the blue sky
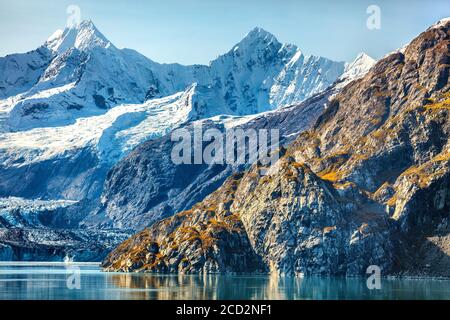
[0,0,448,64]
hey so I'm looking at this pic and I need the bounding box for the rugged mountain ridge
[1,21,346,130]
[0,21,361,203]
[0,21,375,261]
[92,84,342,231]
[103,18,450,276]
[86,43,374,231]
[0,47,53,99]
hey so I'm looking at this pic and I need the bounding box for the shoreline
[1,262,449,281]
[0,261,100,266]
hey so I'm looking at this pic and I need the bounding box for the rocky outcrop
[234,159,395,276]
[103,19,450,276]
[103,157,394,275]
[92,89,331,230]
[102,173,267,273]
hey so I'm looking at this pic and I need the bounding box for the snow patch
[428,17,450,30]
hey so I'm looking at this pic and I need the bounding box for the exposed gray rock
[92,88,332,230]
[234,160,395,276]
[0,197,130,261]
[0,227,130,261]
[103,19,450,277]
[102,174,267,273]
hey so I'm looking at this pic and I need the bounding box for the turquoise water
[0,263,449,300]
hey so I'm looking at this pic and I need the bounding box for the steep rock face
[293,20,449,163]
[102,174,266,273]
[280,18,450,275]
[102,159,394,275]
[103,19,450,276]
[285,20,450,269]
[233,159,394,276]
[386,153,450,277]
[93,87,335,230]
[0,47,53,99]
[87,121,232,230]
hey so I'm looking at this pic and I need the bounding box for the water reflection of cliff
[109,274,221,299]
[108,273,450,300]
[109,273,291,299]
[107,273,357,300]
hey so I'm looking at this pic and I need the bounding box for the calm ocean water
[0,263,449,300]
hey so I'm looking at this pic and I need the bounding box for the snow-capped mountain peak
[243,27,279,44]
[46,29,64,44]
[350,52,375,68]
[427,16,450,30]
[45,20,112,54]
[228,26,282,55]
[336,52,376,87]
[2,22,350,130]
[346,52,375,74]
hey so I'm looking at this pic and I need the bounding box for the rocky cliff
[92,88,332,230]
[103,19,450,276]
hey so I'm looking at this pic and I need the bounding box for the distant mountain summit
[236,26,280,47]
[1,21,359,130]
[336,52,376,88]
[0,21,375,206]
[45,20,112,53]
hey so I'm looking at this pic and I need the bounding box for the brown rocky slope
[102,19,450,276]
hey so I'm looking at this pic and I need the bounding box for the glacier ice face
[0,197,77,228]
